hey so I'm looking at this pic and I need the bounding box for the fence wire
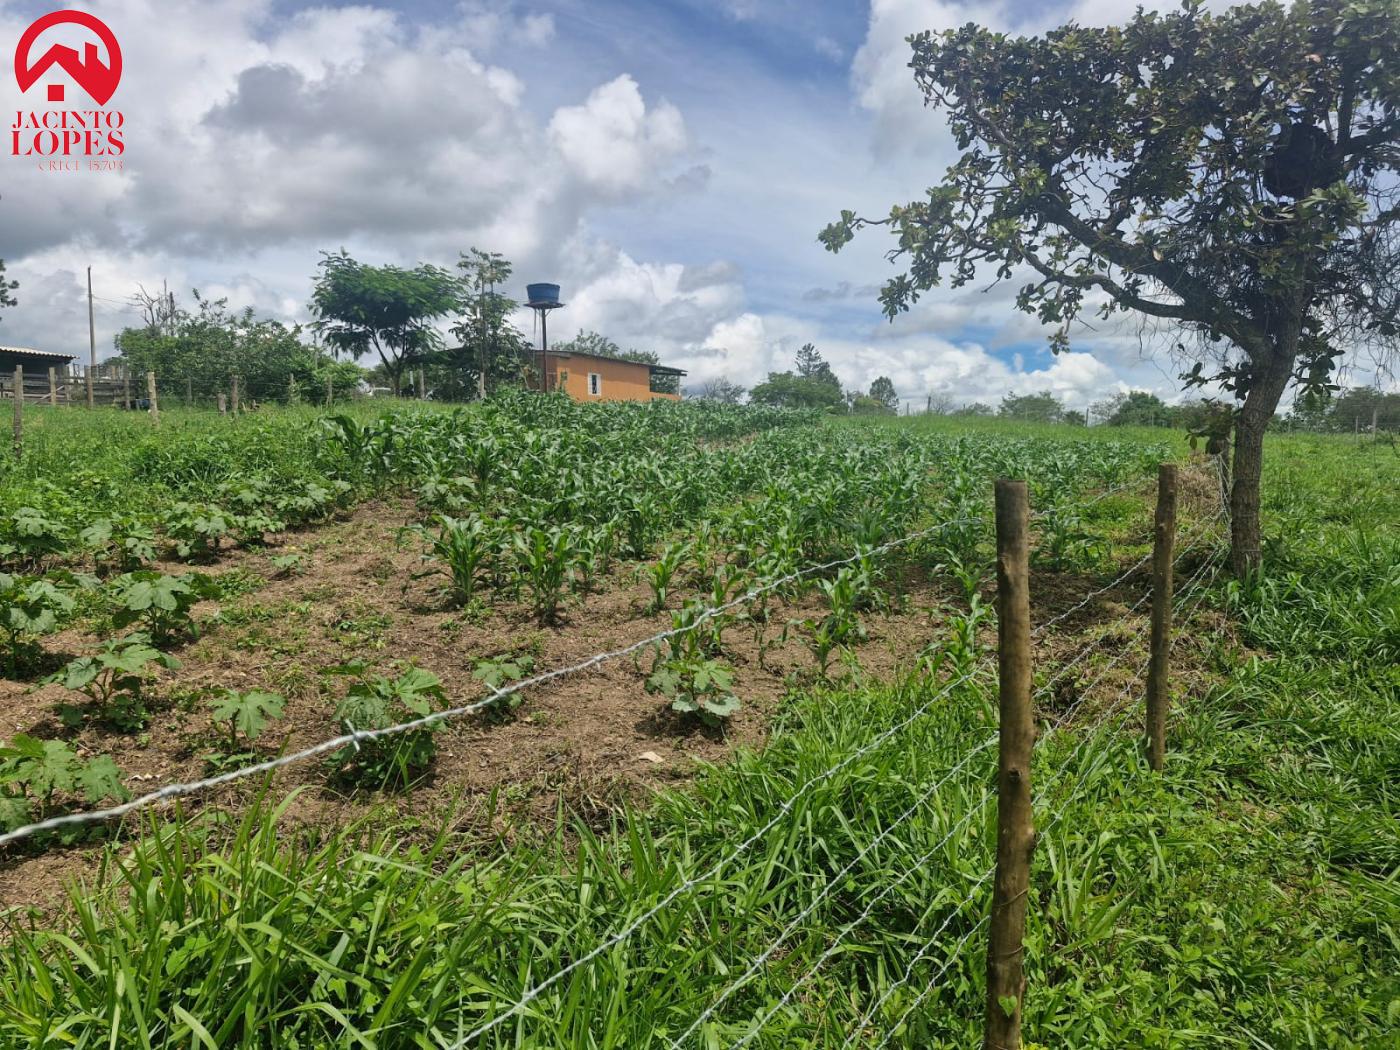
[0,517,983,848]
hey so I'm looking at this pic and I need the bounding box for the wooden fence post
[325,375,333,407]
[122,366,131,410]
[48,367,58,407]
[12,366,23,456]
[985,478,1035,1050]
[416,368,426,399]
[147,371,160,426]
[1145,464,1178,771]
[186,377,193,407]
[217,392,227,415]
[231,374,241,415]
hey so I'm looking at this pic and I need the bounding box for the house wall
[546,356,679,402]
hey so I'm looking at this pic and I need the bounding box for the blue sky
[0,0,1329,407]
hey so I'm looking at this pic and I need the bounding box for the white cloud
[549,76,689,196]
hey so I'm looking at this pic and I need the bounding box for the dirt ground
[0,492,1227,912]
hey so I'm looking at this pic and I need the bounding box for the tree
[952,402,994,417]
[453,248,515,399]
[821,0,1400,574]
[869,376,898,413]
[1063,409,1087,427]
[794,343,841,392]
[698,377,746,403]
[1104,390,1175,428]
[309,250,461,396]
[1329,385,1400,431]
[116,291,362,403]
[750,371,845,410]
[0,260,17,323]
[999,391,1064,423]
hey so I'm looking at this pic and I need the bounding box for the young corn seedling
[413,515,497,607]
[645,541,691,613]
[514,525,577,624]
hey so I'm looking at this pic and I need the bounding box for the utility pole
[86,266,96,408]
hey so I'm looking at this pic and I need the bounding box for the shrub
[325,664,446,788]
[46,634,179,732]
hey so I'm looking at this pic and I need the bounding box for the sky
[0,0,1387,409]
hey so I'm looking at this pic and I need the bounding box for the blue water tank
[526,283,561,306]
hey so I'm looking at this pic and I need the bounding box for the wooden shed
[0,345,76,374]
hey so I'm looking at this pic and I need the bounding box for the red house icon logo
[14,10,122,106]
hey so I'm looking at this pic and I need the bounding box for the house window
[588,373,602,396]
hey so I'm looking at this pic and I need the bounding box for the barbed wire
[670,735,1000,1048]
[1033,507,1224,636]
[0,515,989,849]
[676,541,1226,1048]
[848,548,1225,1048]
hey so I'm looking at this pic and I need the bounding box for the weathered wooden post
[325,375,333,407]
[1145,464,1178,770]
[147,371,160,426]
[12,366,23,456]
[217,392,227,415]
[48,367,58,407]
[985,478,1035,1050]
[231,374,241,415]
[122,365,131,410]
[186,377,193,407]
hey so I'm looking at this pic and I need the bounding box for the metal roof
[549,349,687,375]
[0,345,77,361]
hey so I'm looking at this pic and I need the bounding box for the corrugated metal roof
[0,345,77,360]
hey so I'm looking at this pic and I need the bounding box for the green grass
[0,416,1396,1047]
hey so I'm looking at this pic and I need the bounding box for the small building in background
[544,350,685,403]
[0,345,76,375]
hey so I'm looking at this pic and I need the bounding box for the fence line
[669,734,1001,1048]
[845,549,1224,1049]
[723,533,1225,1046]
[663,536,1225,1048]
[0,516,983,849]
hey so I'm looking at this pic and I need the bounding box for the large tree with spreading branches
[822,0,1400,574]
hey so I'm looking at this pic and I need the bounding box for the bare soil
[0,491,1230,913]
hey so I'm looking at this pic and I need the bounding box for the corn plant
[807,567,869,672]
[514,525,577,623]
[46,634,180,732]
[412,515,498,607]
[645,541,691,613]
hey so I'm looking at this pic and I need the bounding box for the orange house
[541,350,684,402]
